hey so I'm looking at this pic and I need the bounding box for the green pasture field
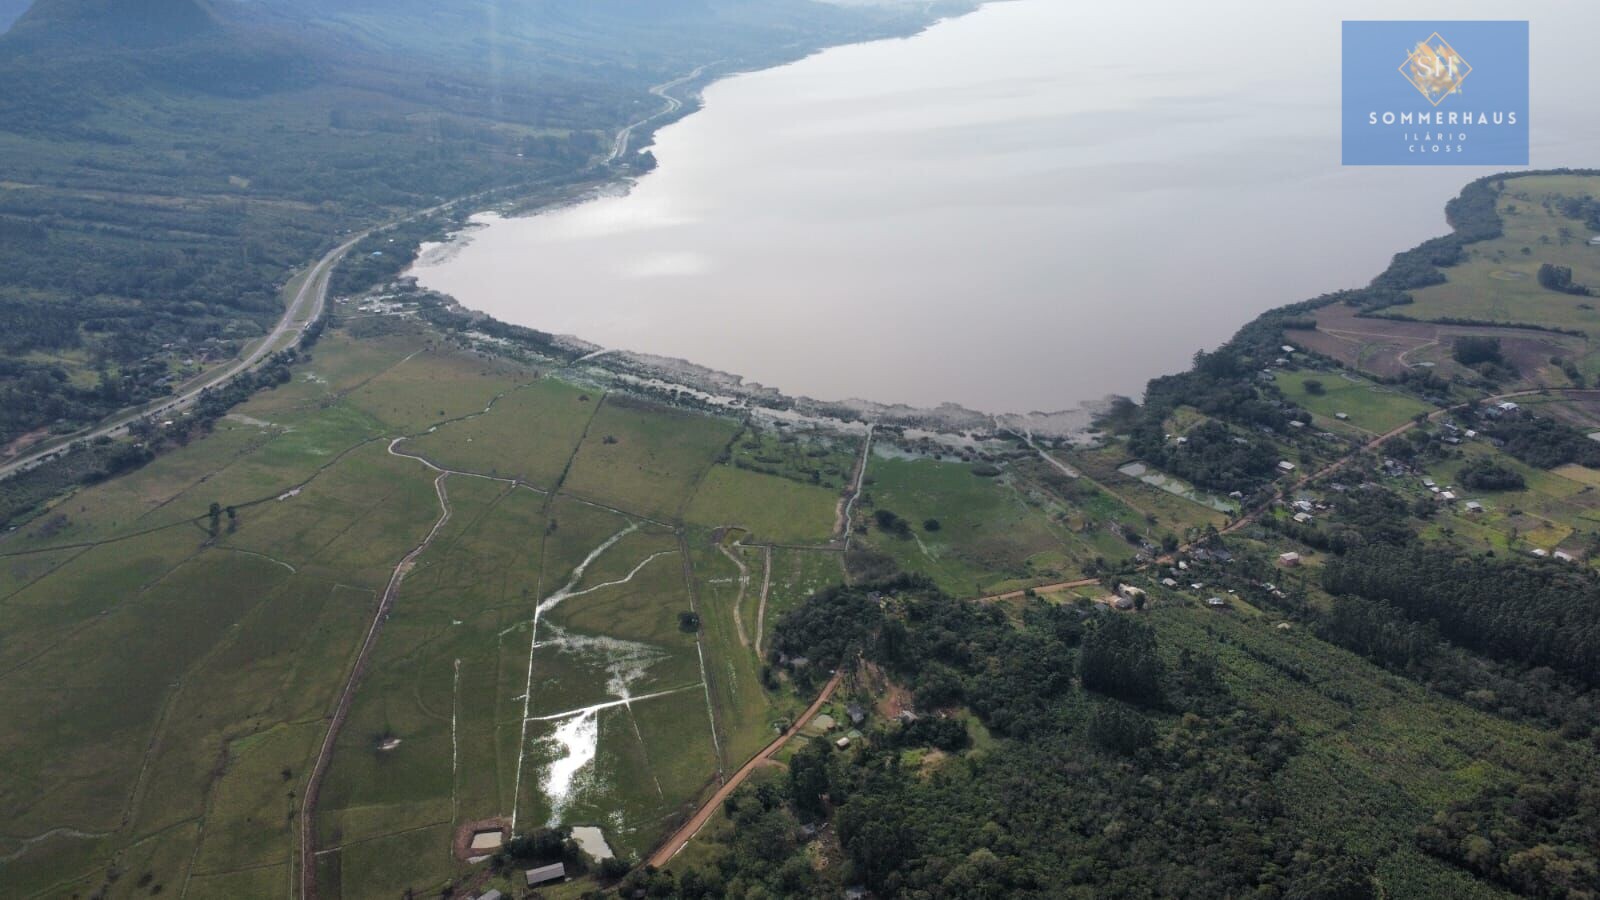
[683,463,840,545]
[1403,175,1600,339]
[685,532,796,769]
[399,376,598,490]
[560,396,739,522]
[759,547,846,649]
[1275,370,1435,435]
[856,455,1082,597]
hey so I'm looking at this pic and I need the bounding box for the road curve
[648,668,845,869]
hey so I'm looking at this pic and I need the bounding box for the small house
[835,736,852,750]
[1532,548,1549,558]
[478,891,504,900]
[526,863,567,887]
[1465,501,1485,513]
[1555,550,1577,562]
[1161,577,1179,587]
[1589,234,1600,246]
[1293,512,1312,523]
[1282,345,1296,354]
[1289,420,1306,429]
[1278,552,1301,567]
[1497,401,1520,413]
[1278,460,1297,473]
[1439,491,1456,502]
[1422,478,1436,488]
[1205,597,1228,608]
[1117,584,1147,602]
[846,703,866,727]
[1335,412,1350,420]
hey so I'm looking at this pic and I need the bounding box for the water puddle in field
[571,825,616,860]
[539,710,601,824]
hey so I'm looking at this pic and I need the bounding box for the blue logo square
[1342,21,1528,166]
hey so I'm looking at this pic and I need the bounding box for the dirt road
[647,669,845,869]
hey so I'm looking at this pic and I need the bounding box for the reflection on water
[412,0,1598,414]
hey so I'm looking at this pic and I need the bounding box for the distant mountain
[7,0,220,45]
[0,0,32,32]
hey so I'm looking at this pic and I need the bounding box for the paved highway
[0,231,361,482]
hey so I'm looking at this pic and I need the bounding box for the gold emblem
[1399,33,1471,106]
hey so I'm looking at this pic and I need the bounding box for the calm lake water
[412,0,1600,415]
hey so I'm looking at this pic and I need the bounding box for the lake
[411,0,1600,416]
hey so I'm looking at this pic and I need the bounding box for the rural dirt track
[299,471,452,899]
[648,668,845,869]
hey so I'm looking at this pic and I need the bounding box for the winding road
[607,63,713,164]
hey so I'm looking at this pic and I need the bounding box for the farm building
[1279,552,1301,567]
[469,829,504,852]
[526,863,567,887]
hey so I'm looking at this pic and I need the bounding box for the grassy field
[856,454,1085,597]
[399,376,598,490]
[0,317,808,897]
[1275,370,1434,435]
[683,464,840,545]
[561,396,739,523]
[1403,175,1600,340]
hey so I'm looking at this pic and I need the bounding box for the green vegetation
[1277,369,1435,434]
[683,464,839,545]
[6,24,1600,897]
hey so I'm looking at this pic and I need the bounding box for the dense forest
[650,579,1382,898]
